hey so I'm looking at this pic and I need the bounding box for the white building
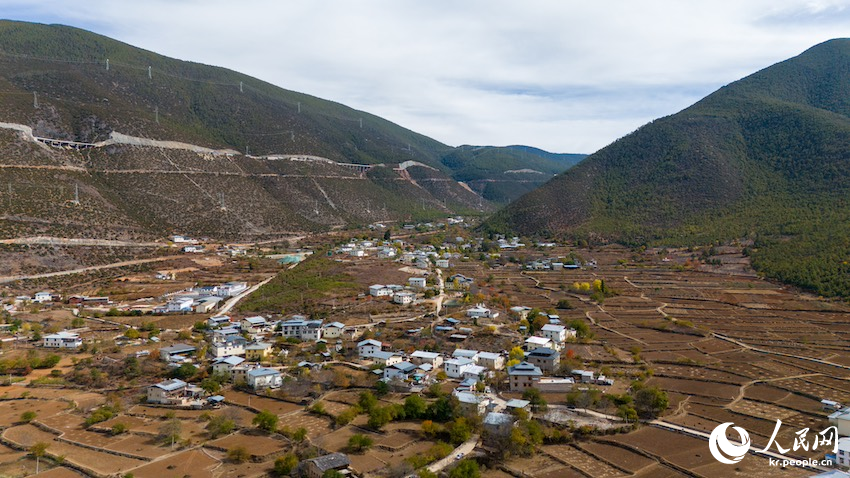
[410,351,443,368]
[829,408,850,437]
[43,331,82,348]
[278,317,324,341]
[476,351,505,370]
[166,297,194,313]
[540,324,568,345]
[33,291,54,303]
[322,322,346,339]
[372,351,403,367]
[369,285,394,297]
[218,282,248,297]
[452,349,479,362]
[524,336,554,350]
[444,357,476,378]
[241,316,269,334]
[357,339,382,359]
[212,356,245,378]
[247,367,282,389]
[209,336,247,358]
[836,437,850,468]
[393,292,415,305]
[408,277,427,288]
[466,303,498,319]
[435,259,450,268]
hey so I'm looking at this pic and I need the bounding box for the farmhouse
[372,351,403,367]
[357,339,382,358]
[211,356,245,377]
[540,324,569,346]
[477,352,505,370]
[241,316,269,334]
[218,281,248,297]
[829,408,850,436]
[322,322,346,339]
[278,317,324,341]
[247,367,282,389]
[507,362,543,391]
[43,331,82,348]
[369,285,394,297]
[383,361,419,381]
[444,357,475,378]
[452,349,479,362]
[455,391,489,416]
[408,277,427,288]
[524,336,554,350]
[466,303,498,319]
[483,412,515,444]
[302,453,351,478]
[393,291,415,305]
[207,315,231,328]
[166,297,194,313]
[245,342,273,361]
[33,291,54,303]
[209,336,247,358]
[410,350,443,368]
[526,347,560,373]
[159,343,197,361]
[147,379,204,405]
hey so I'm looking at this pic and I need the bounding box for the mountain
[0,20,578,239]
[440,146,584,203]
[488,39,850,298]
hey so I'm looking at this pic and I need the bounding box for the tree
[123,356,141,378]
[30,442,49,474]
[634,386,668,418]
[567,319,590,338]
[291,427,308,442]
[403,394,427,419]
[374,380,389,397]
[367,406,394,430]
[348,433,374,453]
[358,391,378,412]
[447,417,471,445]
[159,418,182,447]
[20,411,36,423]
[168,363,197,380]
[556,299,573,309]
[449,459,480,478]
[206,414,235,438]
[618,404,639,422]
[200,378,222,395]
[508,346,525,362]
[521,387,547,412]
[421,420,439,438]
[273,453,298,476]
[253,410,279,432]
[227,446,250,463]
[124,328,140,339]
[111,423,128,435]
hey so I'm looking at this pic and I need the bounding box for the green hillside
[488,39,850,298]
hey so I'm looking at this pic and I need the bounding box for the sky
[2,1,849,153]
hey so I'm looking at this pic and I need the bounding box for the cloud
[0,0,848,152]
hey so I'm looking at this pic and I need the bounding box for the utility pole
[148,66,152,79]
[155,106,159,124]
[297,102,301,113]
[291,131,295,142]
[33,92,38,108]
[106,58,109,71]
[239,81,243,93]
[359,118,363,129]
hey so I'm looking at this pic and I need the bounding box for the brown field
[207,432,287,457]
[281,411,333,438]
[223,390,301,415]
[126,448,220,478]
[0,399,70,427]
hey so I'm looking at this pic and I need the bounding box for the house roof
[484,412,514,426]
[372,351,397,360]
[455,391,483,404]
[508,362,543,376]
[506,399,531,409]
[477,352,501,361]
[389,361,417,373]
[244,316,267,325]
[161,344,196,354]
[464,365,487,375]
[215,356,245,366]
[247,367,280,378]
[452,349,479,358]
[358,339,382,347]
[446,358,474,367]
[524,336,552,346]
[326,322,346,329]
[153,379,187,391]
[45,331,79,339]
[308,453,351,472]
[528,347,559,359]
[411,351,440,360]
[541,324,566,332]
[245,342,272,350]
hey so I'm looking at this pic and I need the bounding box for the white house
[33,291,54,303]
[207,316,231,328]
[455,391,489,416]
[277,317,323,341]
[383,361,419,381]
[466,303,498,319]
[43,331,82,348]
[241,316,269,334]
[829,408,850,436]
[166,297,194,313]
[476,351,505,370]
[524,336,554,350]
[369,285,394,297]
[435,259,450,268]
[452,349,479,362]
[147,379,204,405]
[444,357,476,378]
[410,351,443,368]
[209,336,247,358]
[218,282,248,297]
[408,277,427,288]
[322,322,346,339]
[247,367,282,389]
[357,339,383,359]
[462,365,488,382]
[540,324,568,344]
[372,351,403,367]
[212,356,245,378]
[393,292,415,305]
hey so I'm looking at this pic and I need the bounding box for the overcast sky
[2,1,849,153]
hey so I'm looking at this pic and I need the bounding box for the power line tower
[71,183,80,206]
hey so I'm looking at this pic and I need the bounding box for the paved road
[217,274,277,315]
[0,255,185,284]
[426,435,479,473]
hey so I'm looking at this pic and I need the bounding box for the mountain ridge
[487,38,850,298]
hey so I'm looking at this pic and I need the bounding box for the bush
[227,446,250,464]
[347,433,374,453]
[111,423,128,435]
[253,410,278,432]
[20,411,36,423]
[273,453,298,476]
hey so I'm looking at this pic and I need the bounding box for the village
[0,220,848,478]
